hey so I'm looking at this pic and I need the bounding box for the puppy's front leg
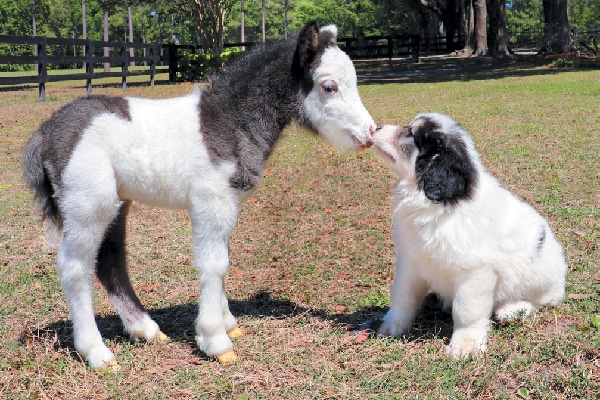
[446,271,496,358]
[378,262,428,337]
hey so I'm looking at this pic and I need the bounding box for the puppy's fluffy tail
[22,130,63,248]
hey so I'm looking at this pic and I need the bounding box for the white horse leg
[58,203,121,369]
[96,201,165,343]
[189,200,240,362]
[221,281,243,338]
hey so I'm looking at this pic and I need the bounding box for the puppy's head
[373,113,479,205]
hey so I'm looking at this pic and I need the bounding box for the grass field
[0,57,598,399]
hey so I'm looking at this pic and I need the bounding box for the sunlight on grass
[0,60,598,399]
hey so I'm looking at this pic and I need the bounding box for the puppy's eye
[407,127,414,137]
[320,79,338,94]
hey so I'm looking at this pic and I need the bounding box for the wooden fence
[1,34,422,102]
[166,35,421,82]
[338,35,420,60]
[0,35,168,101]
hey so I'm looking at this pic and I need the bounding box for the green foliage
[552,57,574,68]
[0,0,49,36]
[569,0,600,28]
[177,48,243,82]
[3,0,600,52]
[506,0,544,44]
[226,0,418,42]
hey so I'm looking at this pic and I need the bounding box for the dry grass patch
[1,61,598,399]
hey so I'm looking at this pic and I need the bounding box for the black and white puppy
[371,113,567,357]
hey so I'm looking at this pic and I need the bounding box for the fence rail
[337,35,421,60]
[0,35,168,101]
[5,28,593,102]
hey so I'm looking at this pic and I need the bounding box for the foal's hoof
[98,359,121,373]
[216,350,238,364]
[227,327,244,339]
[156,331,169,342]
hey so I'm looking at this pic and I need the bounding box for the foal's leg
[57,196,122,369]
[189,199,241,363]
[96,200,166,343]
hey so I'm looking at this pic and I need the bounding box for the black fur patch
[23,96,131,225]
[199,21,328,191]
[413,119,478,205]
[531,225,547,261]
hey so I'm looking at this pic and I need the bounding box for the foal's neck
[199,40,307,191]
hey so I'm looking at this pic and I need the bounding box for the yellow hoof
[216,351,237,364]
[156,331,169,342]
[227,327,244,339]
[98,360,121,373]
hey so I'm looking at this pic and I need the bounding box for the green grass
[0,57,598,399]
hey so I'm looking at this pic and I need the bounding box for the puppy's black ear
[416,131,477,205]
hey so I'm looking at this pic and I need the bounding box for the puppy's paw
[376,319,411,337]
[495,301,536,321]
[446,332,487,358]
[359,319,407,337]
[375,309,413,337]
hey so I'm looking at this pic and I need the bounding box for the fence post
[150,44,158,87]
[387,36,393,61]
[38,37,47,102]
[121,45,128,90]
[86,40,93,95]
[411,35,420,63]
[168,43,178,83]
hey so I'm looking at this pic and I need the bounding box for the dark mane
[200,38,311,191]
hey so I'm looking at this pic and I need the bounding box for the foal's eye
[320,79,338,94]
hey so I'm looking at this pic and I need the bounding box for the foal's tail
[23,130,63,247]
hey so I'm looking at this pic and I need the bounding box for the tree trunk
[104,10,110,72]
[443,0,458,52]
[460,0,475,55]
[542,0,570,53]
[241,0,245,49]
[488,0,511,57]
[129,7,135,67]
[32,0,38,71]
[185,0,235,56]
[262,0,266,43]
[416,0,442,52]
[82,0,87,71]
[472,0,487,56]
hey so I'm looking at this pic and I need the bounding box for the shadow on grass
[354,54,599,85]
[33,290,454,362]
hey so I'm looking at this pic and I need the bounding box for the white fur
[303,46,374,151]
[373,113,567,357]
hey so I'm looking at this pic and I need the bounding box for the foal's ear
[294,21,320,72]
[416,134,476,205]
[318,25,338,46]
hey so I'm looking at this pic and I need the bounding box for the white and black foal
[23,21,376,369]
